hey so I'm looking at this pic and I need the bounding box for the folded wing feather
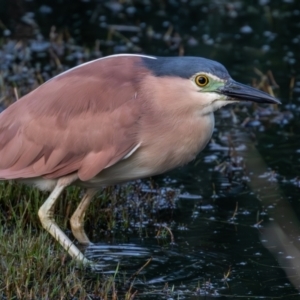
[0,57,144,181]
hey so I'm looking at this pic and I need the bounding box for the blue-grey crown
[142,56,230,80]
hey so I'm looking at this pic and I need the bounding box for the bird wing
[0,58,144,181]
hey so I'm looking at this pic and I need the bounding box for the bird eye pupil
[195,75,209,87]
[198,77,206,84]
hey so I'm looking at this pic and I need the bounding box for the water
[1,0,300,298]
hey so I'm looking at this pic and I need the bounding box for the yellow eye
[195,75,209,87]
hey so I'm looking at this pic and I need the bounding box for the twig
[231,202,238,220]
[14,87,19,100]
[126,257,152,284]
[160,224,175,244]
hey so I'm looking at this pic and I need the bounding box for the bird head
[142,56,280,115]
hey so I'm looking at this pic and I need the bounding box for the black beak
[217,79,281,104]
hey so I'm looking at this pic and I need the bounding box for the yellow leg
[38,174,91,264]
[70,189,97,245]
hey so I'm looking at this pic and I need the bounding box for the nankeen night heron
[0,54,280,264]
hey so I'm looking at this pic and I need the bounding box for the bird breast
[137,110,215,172]
[82,111,215,188]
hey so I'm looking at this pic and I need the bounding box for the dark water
[1,0,300,298]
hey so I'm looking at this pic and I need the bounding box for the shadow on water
[0,0,300,298]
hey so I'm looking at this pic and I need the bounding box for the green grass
[0,182,137,299]
[0,181,178,299]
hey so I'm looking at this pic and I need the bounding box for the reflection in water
[237,130,300,292]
